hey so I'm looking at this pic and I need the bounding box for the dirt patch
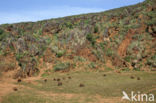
[0,52,17,72]
[118,29,135,57]
[0,74,16,102]
[76,48,97,62]
[105,60,115,70]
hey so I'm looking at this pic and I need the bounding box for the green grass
[2,88,96,103]
[2,71,156,103]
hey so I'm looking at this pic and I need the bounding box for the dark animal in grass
[57,78,60,81]
[68,76,71,79]
[79,83,85,87]
[44,79,47,82]
[53,78,56,81]
[17,79,22,83]
[130,76,135,79]
[13,87,18,91]
[103,74,106,77]
[58,82,62,86]
[137,77,141,80]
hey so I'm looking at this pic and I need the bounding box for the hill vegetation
[0,0,156,78]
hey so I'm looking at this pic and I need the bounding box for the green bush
[124,56,132,62]
[100,43,105,51]
[86,34,96,46]
[16,52,28,61]
[41,73,49,77]
[56,50,65,58]
[74,56,86,62]
[0,29,3,34]
[94,25,99,33]
[0,50,3,55]
[145,18,156,26]
[151,54,156,61]
[0,32,8,41]
[88,62,96,69]
[134,67,140,71]
[122,67,130,71]
[106,48,114,57]
[65,22,73,29]
[53,62,70,71]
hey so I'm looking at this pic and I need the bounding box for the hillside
[0,0,156,79]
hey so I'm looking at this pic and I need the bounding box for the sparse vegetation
[53,62,70,71]
[0,0,156,102]
[2,72,156,103]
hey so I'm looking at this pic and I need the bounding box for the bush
[64,22,73,29]
[86,34,96,46]
[94,25,99,33]
[0,32,8,41]
[100,43,105,51]
[53,62,70,71]
[64,28,86,49]
[146,54,156,68]
[106,48,114,57]
[122,67,130,71]
[16,52,28,61]
[56,50,66,58]
[151,54,156,61]
[124,56,132,62]
[0,29,3,34]
[88,62,96,69]
[0,50,3,55]
[41,73,49,77]
[145,18,156,26]
[74,56,86,62]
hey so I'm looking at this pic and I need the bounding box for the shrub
[124,56,132,62]
[0,29,3,34]
[56,50,66,58]
[0,50,3,55]
[53,62,70,71]
[151,54,156,61]
[92,49,105,63]
[0,32,8,41]
[122,67,130,71]
[106,48,114,57]
[145,18,156,26]
[74,56,86,62]
[41,73,49,77]
[16,52,28,61]
[100,43,105,51]
[36,28,43,35]
[134,67,140,71]
[86,34,96,46]
[65,28,86,49]
[94,25,99,33]
[88,62,96,69]
[65,22,73,29]
[146,54,156,68]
